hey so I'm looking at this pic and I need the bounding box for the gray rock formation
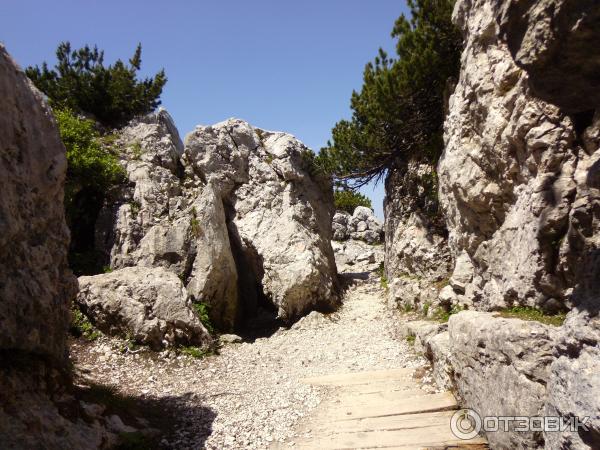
[441,0,599,313]
[332,206,383,244]
[331,239,384,275]
[185,119,339,321]
[96,116,339,330]
[384,161,453,314]
[384,1,600,448]
[0,45,77,362]
[77,267,211,349]
[0,44,116,449]
[96,110,240,331]
[497,0,600,113]
[449,311,557,449]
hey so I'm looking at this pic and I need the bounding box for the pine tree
[26,42,167,127]
[316,0,461,188]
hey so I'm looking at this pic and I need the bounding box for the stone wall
[387,1,600,448]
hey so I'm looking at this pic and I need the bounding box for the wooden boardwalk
[275,368,488,450]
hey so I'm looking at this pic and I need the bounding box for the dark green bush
[334,189,373,214]
[26,42,166,127]
[317,0,461,187]
[55,108,124,275]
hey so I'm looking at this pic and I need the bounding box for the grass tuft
[497,306,566,327]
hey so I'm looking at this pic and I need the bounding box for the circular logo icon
[450,408,482,440]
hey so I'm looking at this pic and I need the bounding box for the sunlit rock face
[432,0,600,448]
[440,0,600,314]
[96,116,339,331]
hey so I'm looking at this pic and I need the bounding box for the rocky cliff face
[0,44,116,449]
[386,0,600,448]
[439,0,600,315]
[384,159,453,314]
[92,116,339,337]
[0,46,76,362]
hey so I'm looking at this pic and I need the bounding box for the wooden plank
[301,368,416,386]
[307,410,457,434]
[333,388,435,408]
[291,427,487,450]
[317,392,458,422]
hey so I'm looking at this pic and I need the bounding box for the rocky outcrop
[384,160,453,314]
[332,206,383,244]
[331,239,384,275]
[385,1,600,448]
[96,111,240,331]
[449,312,557,449]
[185,120,339,321]
[497,0,600,113]
[96,116,339,331]
[0,45,77,362]
[77,267,211,349]
[440,0,600,314]
[0,44,116,449]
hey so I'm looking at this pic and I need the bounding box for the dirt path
[72,275,431,449]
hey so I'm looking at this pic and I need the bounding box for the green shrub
[434,304,464,323]
[334,189,373,214]
[26,42,166,128]
[192,301,214,334]
[55,108,125,275]
[70,306,101,340]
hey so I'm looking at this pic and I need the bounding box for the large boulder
[0,44,115,448]
[449,311,558,449]
[97,117,339,326]
[332,207,383,244]
[184,119,339,321]
[77,267,211,349]
[96,110,240,330]
[0,45,77,361]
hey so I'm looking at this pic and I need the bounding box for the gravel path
[71,274,426,449]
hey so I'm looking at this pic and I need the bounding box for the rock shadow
[75,382,218,449]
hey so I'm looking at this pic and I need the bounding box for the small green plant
[434,304,464,323]
[103,265,113,273]
[180,346,211,359]
[129,201,141,219]
[190,217,202,238]
[406,335,415,345]
[403,303,415,313]
[256,128,266,146]
[422,302,431,317]
[70,306,101,340]
[192,301,214,334]
[265,154,274,164]
[433,277,450,291]
[497,306,566,327]
[130,141,143,160]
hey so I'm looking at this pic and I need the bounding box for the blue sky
[1,0,410,218]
